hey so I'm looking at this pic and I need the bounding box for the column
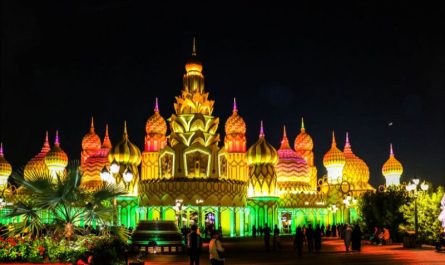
[230,207,235,237]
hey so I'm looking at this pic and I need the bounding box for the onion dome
[82,117,101,151]
[276,126,310,181]
[0,143,12,184]
[44,130,68,172]
[225,98,246,135]
[109,121,142,166]
[294,117,314,151]
[146,98,167,135]
[342,132,370,185]
[25,131,51,179]
[185,37,203,73]
[323,131,346,168]
[247,121,278,165]
[382,144,403,178]
[102,124,112,149]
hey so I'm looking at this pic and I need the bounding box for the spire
[344,132,353,153]
[390,143,394,156]
[331,131,337,147]
[259,121,265,138]
[123,121,128,136]
[102,124,112,149]
[45,131,49,144]
[280,125,291,150]
[233,97,238,113]
[54,130,60,146]
[105,124,109,138]
[192,37,197,56]
[90,117,95,132]
[42,131,50,151]
[345,132,351,147]
[154,97,159,112]
[0,142,3,157]
[301,117,305,132]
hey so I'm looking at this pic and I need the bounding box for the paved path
[137,237,444,265]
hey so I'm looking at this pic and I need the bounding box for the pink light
[259,121,265,137]
[233,97,238,112]
[0,142,3,157]
[55,130,60,146]
[155,97,159,112]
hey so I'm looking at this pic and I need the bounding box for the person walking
[294,227,304,257]
[306,224,314,253]
[252,225,257,238]
[263,224,271,251]
[209,231,225,265]
[343,224,352,252]
[273,224,282,251]
[351,225,362,251]
[314,224,322,252]
[187,225,202,265]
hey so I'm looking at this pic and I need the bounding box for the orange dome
[82,117,101,151]
[247,121,278,165]
[25,131,51,179]
[146,98,167,135]
[276,126,310,183]
[45,131,69,172]
[382,144,403,177]
[294,118,313,151]
[323,132,345,167]
[0,143,12,184]
[342,133,370,185]
[225,98,246,135]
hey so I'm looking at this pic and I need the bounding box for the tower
[141,98,167,180]
[44,130,68,178]
[382,144,403,186]
[294,118,318,190]
[81,117,101,166]
[0,143,12,189]
[342,132,371,191]
[223,98,248,181]
[323,131,345,184]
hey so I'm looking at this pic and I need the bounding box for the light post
[405,178,429,237]
[328,204,338,225]
[174,199,184,228]
[342,194,357,224]
[110,159,121,225]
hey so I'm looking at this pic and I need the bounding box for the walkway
[138,236,444,265]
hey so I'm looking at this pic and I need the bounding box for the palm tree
[4,161,128,241]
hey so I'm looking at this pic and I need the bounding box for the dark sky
[1,1,444,187]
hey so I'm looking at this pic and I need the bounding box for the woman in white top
[209,231,225,265]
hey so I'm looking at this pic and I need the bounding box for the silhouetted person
[252,225,257,238]
[294,227,304,257]
[320,224,325,236]
[263,224,271,251]
[332,224,337,237]
[343,224,352,252]
[314,224,322,252]
[351,225,362,251]
[273,225,282,251]
[306,224,314,252]
[187,225,202,265]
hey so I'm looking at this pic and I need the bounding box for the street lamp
[174,199,184,228]
[342,194,357,224]
[405,178,429,237]
[110,159,120,174]
[328,204,338,225]
[100,166,112,184]
[123,167,134,186]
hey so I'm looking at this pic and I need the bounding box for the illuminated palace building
[0,42,405,237]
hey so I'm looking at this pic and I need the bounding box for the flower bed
[0,235,127,264]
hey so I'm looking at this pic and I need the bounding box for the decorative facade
[2,40,409,237]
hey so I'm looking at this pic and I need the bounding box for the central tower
[160,39,220,179]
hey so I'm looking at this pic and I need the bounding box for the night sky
[1,2,444,187]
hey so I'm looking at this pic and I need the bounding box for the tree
[399,186,444,244]
[358,187,407,241]
[4,161,128,241]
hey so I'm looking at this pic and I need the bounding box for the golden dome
[323,131,345,167]
[44,131,68,172]
[342,133,370,185]
[294,118,314,151]
[276,126,310,182]
[0,143,12,182]
[102,124,112,149]
[25,131,51,179]
[382,144,403,177]
[146,98,167,135]
[109,121,142,166]
[247,121,278,165]
[225,98,246,135]
[82,117,101,151]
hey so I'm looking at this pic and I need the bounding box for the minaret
[182,37,205,94]
[294,117,317,189]
[142,98,167,180]
[382,144,403,186]
[81,117,101,166]
[323,131,346,184]
[0,143,12,188]
[223,98,248,181]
